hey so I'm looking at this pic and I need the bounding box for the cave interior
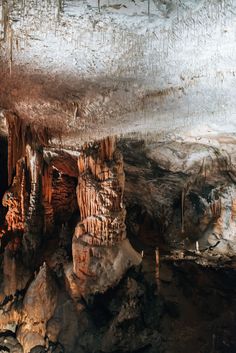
[0,0,236,353]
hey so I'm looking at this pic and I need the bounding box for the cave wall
[121,136,236,255]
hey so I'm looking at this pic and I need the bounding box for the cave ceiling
[0,0,235,146]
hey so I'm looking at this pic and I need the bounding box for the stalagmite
[72,136,141,294]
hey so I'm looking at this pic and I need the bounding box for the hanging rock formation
[2,157,26,233]
[1,114,78,256]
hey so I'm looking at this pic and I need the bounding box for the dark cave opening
[39,161,80,267]
[42,149,80,236]
[126,203,167,255]
[51,167,79,226]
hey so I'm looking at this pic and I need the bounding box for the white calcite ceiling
[0,0,235,143]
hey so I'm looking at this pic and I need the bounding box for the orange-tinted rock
[72,137,141,294]
[3,115,50,250]
[75,136,126,246]
[3,158,27,232]
[3,114,78,247]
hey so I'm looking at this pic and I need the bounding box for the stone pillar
[72,137,141,294]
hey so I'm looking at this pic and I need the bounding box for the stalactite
[7,114,25,185]
[23,145,44,246]
[7,118,13,186]
[181,188,185,234]
[3,113,54,245]
[155,248,160,294]
[2,0,9,41]
[210,199,222,219]
[19,158,27,228]
[6,114,51,186]
[231,198,236,221]
[3,158,27,233]
[42,162,53,233]
[42,163,53,204]
[8,25,13,75]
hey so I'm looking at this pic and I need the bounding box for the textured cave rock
[71,136,141,295]
[3,247,31,297]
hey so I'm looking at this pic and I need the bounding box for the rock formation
[0,113,236,353]
[72,137,141,294]
[0,263,58,353]
[0,114,143,351]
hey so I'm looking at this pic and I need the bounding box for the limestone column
[72,137,141,294]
